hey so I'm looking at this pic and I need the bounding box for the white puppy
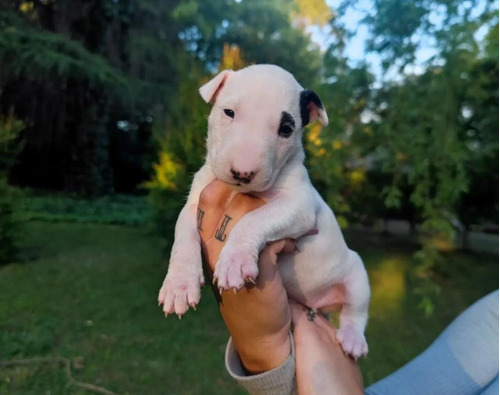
[158,64,370,358]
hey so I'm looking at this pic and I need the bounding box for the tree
[339,0,498,266]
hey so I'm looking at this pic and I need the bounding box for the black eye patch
[278,111,295,138]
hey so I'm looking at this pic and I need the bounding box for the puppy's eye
[223,109,235,119]
[278,124,294,138]
[278,111,295,138]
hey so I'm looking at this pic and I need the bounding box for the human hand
[198,179,294,374]
[291,302,364,395]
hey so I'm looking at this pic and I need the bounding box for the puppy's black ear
[199,70,232,104]
[300,90,329,127]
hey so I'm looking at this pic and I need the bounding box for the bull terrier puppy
[158,64,370,358]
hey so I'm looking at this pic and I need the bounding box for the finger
[263,239,297,257]
[256,239,296,283]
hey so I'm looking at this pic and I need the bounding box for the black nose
[231,168,256,184]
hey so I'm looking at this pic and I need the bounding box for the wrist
[234,330,291,374]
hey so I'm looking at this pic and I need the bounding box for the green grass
[0,222,498,394]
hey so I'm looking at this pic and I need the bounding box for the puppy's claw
[177,314,182,320]
[245,277,256,285]
[219,287,223,295]
[190,303,197,311]
[212,276,218,285]
[232,287,238,294]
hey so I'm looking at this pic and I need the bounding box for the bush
[17,193,151,226]
[0,111,24,264]
[0,178,20,264]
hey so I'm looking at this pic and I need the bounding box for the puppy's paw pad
[337,326,368,359]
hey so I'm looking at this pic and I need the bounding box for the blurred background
[0,0,498,393]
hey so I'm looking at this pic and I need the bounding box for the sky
[319,0,434,81]
[320,0,495,82]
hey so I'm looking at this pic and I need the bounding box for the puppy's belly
[277,234,352,311]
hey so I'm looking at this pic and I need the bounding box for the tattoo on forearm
[197,208,205,230]
[215,215,232,242]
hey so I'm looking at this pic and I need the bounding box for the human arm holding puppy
[198,180,364,395]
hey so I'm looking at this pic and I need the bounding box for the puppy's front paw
[213,247,259,292]
[336,325,368,360]
[158,271,204,318]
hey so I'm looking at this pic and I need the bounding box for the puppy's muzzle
[230,168,257,184]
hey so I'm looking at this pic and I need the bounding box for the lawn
[0,221,498,394]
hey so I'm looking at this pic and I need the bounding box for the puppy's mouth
[220,178,273,194]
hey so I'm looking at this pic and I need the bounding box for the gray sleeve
[225,332,297,395]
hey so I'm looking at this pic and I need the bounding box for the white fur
[158,64,370,358]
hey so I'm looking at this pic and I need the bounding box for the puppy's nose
[230,167,257,184]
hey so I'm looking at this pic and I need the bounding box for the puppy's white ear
[199,70,232,103]
[300,90,329,127]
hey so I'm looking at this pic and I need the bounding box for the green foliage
[372,68,470,247]
[0,178,21,264]
[364,0,428,67]
[0,111,24,264]
[0,17,128,98]
[337,0,499,277]
[171,0,323,85]
[0,110,24,173]
[145,59,209,234]
[17,193,151,226]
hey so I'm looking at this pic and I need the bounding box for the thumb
[257,239,297,271]
[265,238,297,256]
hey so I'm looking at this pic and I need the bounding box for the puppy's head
[200,64,328,193]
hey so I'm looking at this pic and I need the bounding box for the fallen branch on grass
[0,356,117,395]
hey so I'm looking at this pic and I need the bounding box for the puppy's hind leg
[337,251,370,359]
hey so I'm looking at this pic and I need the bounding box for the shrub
[0,111,24,264]
[17,193,151,226]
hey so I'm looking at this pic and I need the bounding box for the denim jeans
[366,290,499,395]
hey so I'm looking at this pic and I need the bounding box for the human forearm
[226,335,297,395]
[291,303,364,395]
[198,181,294,374]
